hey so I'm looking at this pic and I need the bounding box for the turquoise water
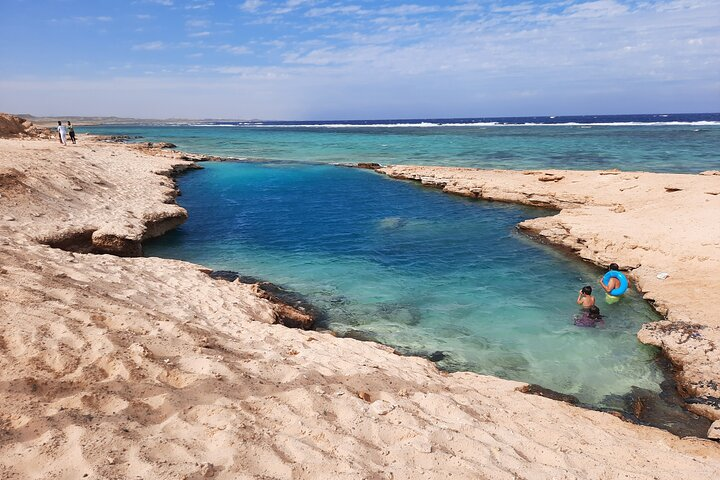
[85,123,720,173]
[145,162,664,407]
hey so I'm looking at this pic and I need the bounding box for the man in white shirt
[57,120,67,146]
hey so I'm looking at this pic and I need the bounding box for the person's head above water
[609,263,619,271]
[589,305,601,318]
[581,286,592,295]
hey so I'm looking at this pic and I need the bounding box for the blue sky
[1,0,718,119]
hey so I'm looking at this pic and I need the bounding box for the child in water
[576,286,595,309]
[574,305,604,328]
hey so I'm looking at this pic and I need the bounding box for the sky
[0,0,718,120]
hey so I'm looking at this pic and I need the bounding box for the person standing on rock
[67,121,76,144]
[57,121,67,146]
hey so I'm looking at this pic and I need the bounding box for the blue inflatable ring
[602,271,628,296]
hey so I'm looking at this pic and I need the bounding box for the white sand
[0,136,719,479]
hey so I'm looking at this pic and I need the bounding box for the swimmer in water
[576,285,595,309]
[600,263,630,304]
[574,305,604,327]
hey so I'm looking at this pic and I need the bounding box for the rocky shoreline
[373,165,720,422]
[1,129,719,478]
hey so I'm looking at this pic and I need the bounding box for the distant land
[16,114,256,128]
[17,112,720,129]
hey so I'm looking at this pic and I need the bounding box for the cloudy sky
[1,0,718,119]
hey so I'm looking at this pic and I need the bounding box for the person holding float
[599,263,629,304]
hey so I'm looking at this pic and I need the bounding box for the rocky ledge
[376,165,720,422]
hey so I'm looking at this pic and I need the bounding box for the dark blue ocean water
[144,162,663,407]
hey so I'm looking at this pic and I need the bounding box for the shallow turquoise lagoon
[85,123,720,173]
[145,162,664,407]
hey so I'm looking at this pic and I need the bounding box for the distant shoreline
[18,112,720,128]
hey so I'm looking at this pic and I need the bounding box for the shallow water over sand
[86,121,720,173]
[145,162,666,407]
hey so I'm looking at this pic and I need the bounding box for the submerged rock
[520,384,580,405]
[602,384,712,438]
[427,351,446,362]
[142,141,176,149]
[378,216,407,230]
[342,329,380,343]
[98,135,142,143]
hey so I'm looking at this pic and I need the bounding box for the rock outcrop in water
[377,165,720,422]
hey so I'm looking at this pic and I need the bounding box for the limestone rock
[199,462,215,478]
[407,436,433,453]
[708,420,720,440]
[356,162,382,170]
[91,230,143,257]
[538,174,564,182]
[370,400,396,415]
[0,114,42,138]
[141,141,177,149]
[249,282,315,329]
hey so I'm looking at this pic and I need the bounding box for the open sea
[85,113,719,432]
[86,113,719,172]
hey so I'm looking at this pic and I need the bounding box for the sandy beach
[1,123,719,478]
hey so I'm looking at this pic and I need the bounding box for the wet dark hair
[589,305,601,318]
[581,286,592,295]
[609,263,619,271]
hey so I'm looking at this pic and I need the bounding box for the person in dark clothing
[67,121,76,144]
[574,305,604,328]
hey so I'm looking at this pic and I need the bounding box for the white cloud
[240,0,263,12]
[377,4,440,16]
[8,0,720,118]
[68,16,113,24]
[186,1,215,9]
[186,19,211,28]
[212,66,292,80]
[564,0,629,18]
[132,41,166,51]
[189,31,211,37]
[218,44,252,54]
[305,5,365,17]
